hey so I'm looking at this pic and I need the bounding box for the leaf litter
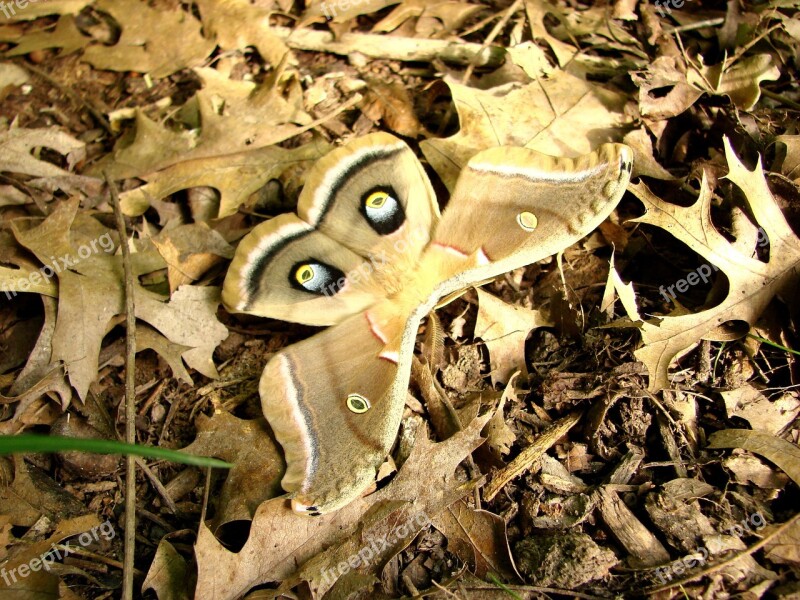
[0,0,798,599]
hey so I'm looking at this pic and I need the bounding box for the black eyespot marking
[360,186,405,235]
[290,260,346,295]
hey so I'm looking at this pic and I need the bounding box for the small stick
[272,26,505,67]
[483,410,582,501]
[106,172,137,600]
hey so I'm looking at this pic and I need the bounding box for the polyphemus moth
[222,133,633,515]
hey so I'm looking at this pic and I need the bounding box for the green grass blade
[747,333,800,356]
[0,434,232,468]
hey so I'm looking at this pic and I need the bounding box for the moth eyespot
[516,211,538,232]
[365,191,388,209]
[290,260,345,295]
[295,264,315,284]
[361,187,405,235]
[346,393,370,414]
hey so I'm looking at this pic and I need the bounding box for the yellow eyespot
[365,191,388,209]
[516,211,538,232]
[346,393,370,414]
[295,264,315,284]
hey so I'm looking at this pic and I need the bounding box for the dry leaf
[135,324,193,385]
[723,453,788,489]
[709,429,800,568]
[180,412,284,529]
[82,0,215,78]
[0,457,87,527]
[152,223,234,292]
[609,138,800,391]
[117,138,329,218]
[431,500,518,579]
[194,411,492,599]
[720,384,800,435]
[142,540,191,600]
[707,429,800,486]
[420,74,629,190]
[8,199,227,398]
[773,134,800,182]
[483,383,517,457]
[0,0,91,21]
[475,288,551,386]
[687,53,781,111]
[303,0,400,24]
[195,0,294,67]
[524,0,578,67]
[0,124,84,178]
[0,513,101,597]
[360,79,422,138]
[3,15,89,57]
[630,56,703,120]
[622,127,675,180]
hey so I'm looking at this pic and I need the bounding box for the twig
[106,172,137,600]
[460,0,523,84]
[438,0,523,136]
[272,26,505,67]
[663,17,724,35]
[482,410,582,501]
[761,88,800,111]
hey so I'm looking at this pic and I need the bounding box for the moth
[222,133,633,515]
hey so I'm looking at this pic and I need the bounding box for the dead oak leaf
[117,138,329,218]
[0,0,92,21]
[82,0,215,78]
[475,289,551,386]
[431,499,518,579]
[135,285,228,380]
[708,429,800,567]
[180,412,284,530]
[420,74,629,190]
[142,540,191,600]
[97,69,315,186]
[0,513,101,597]
[630,56,703,120]
[10,199,227,398]
[194,0,294,67]
[151,223,234,292]
[194,411,492,599]
[302,0,400,24]
[3,15,90,57]
[372,0,483,34]
[609,138,800,391]
[686,53,780,111]
[178,67,312,161]
[93,110,195,181]
[720,384,800,435]
[135,324,193,385]
[0,124,84,178]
